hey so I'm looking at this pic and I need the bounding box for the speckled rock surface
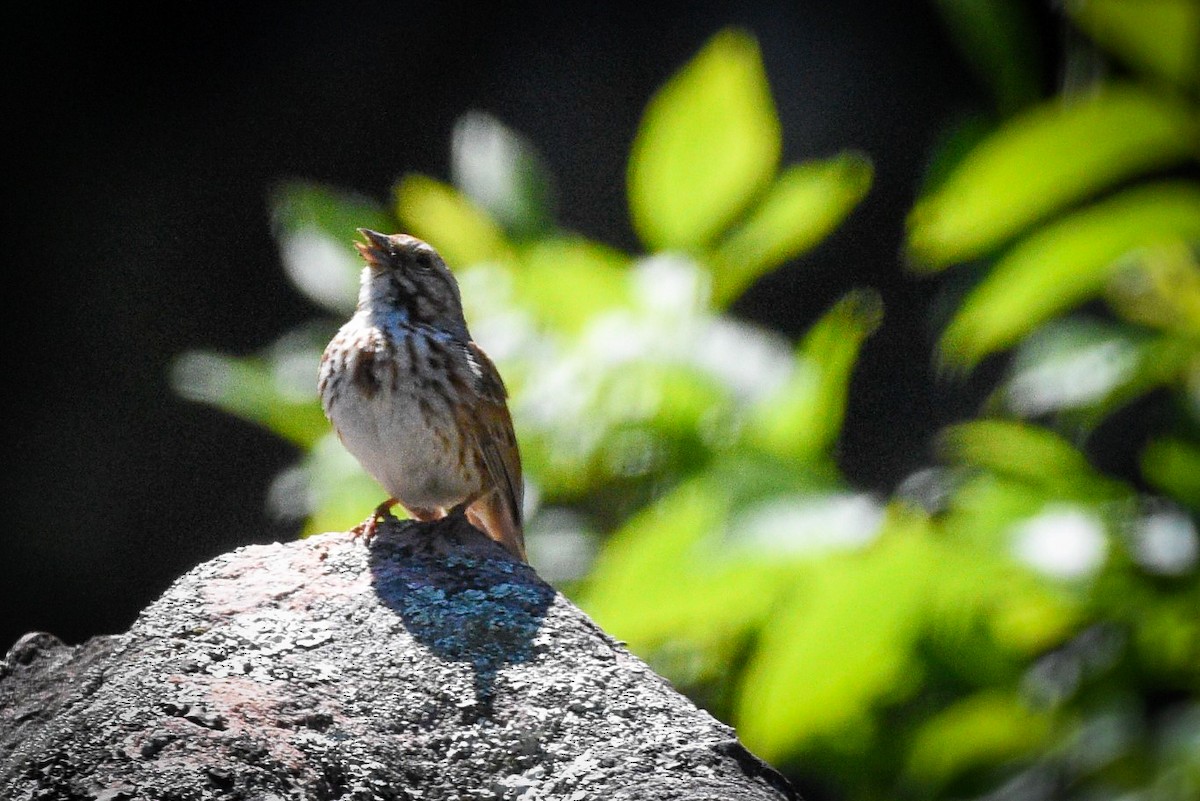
[0,517,796,800]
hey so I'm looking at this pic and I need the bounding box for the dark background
[2,2,1050,652]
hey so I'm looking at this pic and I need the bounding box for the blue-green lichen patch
[366,517,556,712]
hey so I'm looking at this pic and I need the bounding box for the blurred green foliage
[174,9,1200,801]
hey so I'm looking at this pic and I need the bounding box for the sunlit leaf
[628,28,781,252]
[171,351,328,448]
[271,180,394,244]
[936,470,1087,652]
[1002,317,1144,417]
[639,559,798,655]
[708,153,873,306]
[1010,503,1112,580]
[987,587,1079,654]
[939,419,1122,500]
[908,86,1198,268]
[746,290,882,462]
[394,174,513,268]
[940,419,1092,481]
[941,183,1200,365]
[930,511,1080,653]
[1142,438,1200,509]
[1067,0,1200,91]
[513,237,631,334]
[1022,328,1200,434]
[270,181,394,313]
[580,464,811,646]
[730,491,884,557]
[906,692,1051,787]
[611,362,730,437]
[919,113,997,197]
[941,473,1052,548]
[736,523,931,759]
[451,110,555,238]
[514,429,595,501]
[559,363,734,487]
[580,477,729,642]
[932,0,1045,113]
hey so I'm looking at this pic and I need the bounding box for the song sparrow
[318,229,526,561]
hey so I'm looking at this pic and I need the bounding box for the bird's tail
[466,491,527,562]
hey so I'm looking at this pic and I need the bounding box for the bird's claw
[350,499,399,543]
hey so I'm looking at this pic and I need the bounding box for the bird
[318,229,526,561]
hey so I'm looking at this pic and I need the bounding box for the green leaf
[736,523,931,759]
[394,174,513,268]
[1077,338,1197,428]
[270,181,394,314]
[1005,325,1195,434]
[708,153,873,306]
[580,460,816,649]
[628,28,781,252]
[580,477,730,643]
[905,692,1051,787]
[171,350,329,448]
[1142,438,1200,510]
[919,113,997,198]
[1067,0,1200,91]
[941,473,1051,549]
[931,506,1078,654]
[451,110,556,239]
[940,419,1093,480]
[940,183,1200,365]
[513,237,631,334]
[617,362,730,435]
[746,290,882,462]
[271,180,394,244]
[939,419,1122,500]
[932,0,1045,113]
[907,86,1199,268]
[1001,317,1143,418]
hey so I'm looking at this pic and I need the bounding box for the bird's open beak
[354,228,393,268]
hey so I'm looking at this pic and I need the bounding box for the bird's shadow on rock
[367,514,555,719]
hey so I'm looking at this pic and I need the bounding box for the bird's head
[354,229,468,334]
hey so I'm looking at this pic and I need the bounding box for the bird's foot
[350,498,399,542]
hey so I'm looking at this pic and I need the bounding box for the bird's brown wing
[460,341,525,561]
